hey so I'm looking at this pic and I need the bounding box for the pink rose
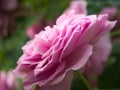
[0,71,18,90]
[14,10,116,90]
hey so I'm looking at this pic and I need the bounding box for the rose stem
[75,71,91,90]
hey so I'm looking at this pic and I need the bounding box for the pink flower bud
[0,71,18,90]
[100,7,118,20]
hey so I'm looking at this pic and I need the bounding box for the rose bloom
[14,9,116,90]
[0,71,18,90]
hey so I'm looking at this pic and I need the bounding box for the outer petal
[23,61,65,90]
[84,33,112,88]
[85,33,112,75]
[66,44,93,70]
[78,15,116,45]
[35,71,73,90]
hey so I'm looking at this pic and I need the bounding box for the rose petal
[35,71,73,90]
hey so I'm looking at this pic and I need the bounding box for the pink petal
[35,71,73,90]
[50,44,93,85]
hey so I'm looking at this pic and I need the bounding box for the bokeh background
[0,0,120,90]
